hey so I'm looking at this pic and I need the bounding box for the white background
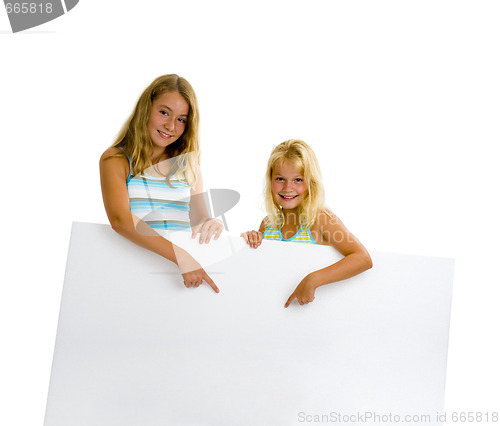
[0,1,498,424]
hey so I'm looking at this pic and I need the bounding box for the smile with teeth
[279,194,298,200]
[158,130,173,139]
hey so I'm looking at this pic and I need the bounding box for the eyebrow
[273,173,304,178]
[158,105,188,117]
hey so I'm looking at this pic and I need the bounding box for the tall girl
[100,74,222,292]
[241,139,372,306]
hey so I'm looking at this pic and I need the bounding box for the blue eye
[178,118,186,123]
[295,178,303,182]
[160,110,168,116]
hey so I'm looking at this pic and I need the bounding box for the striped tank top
[262,224,317,244]
[123,152,191,236]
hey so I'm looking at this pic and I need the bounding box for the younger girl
[100,74,223,292]
[241,139,372,307]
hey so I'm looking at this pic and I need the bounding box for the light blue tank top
[122,151,191,235]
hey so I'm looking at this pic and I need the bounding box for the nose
[283,180,294,191]
[164,116,175,132]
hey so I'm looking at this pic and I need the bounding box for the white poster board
[44,222,453,426]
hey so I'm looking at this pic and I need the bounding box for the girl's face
[148,91,189,155]
[271,160,308,211]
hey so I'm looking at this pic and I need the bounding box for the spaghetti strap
[117,147,133,180]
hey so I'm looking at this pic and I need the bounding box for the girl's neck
[150,148,168,165]
[281,208,301,227]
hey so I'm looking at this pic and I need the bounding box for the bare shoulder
[99,147,129,180]
[316,209,343,228]
[310,209,348,245]
[258,216,270,233]
[100,147,125,162]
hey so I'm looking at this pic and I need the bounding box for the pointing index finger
[284,292,296,308]
[203,271,219,293]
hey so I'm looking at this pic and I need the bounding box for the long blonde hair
[264,139,325,229]
[110,74,200,187]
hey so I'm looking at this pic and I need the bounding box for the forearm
[109,213,181,265]
[308,252,372,289]
[109,212,217,291]
[189,192,210,227]
[100,153,199,270]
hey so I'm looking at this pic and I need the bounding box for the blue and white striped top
[122,152,191,236]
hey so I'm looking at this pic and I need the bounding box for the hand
[181,267,219,293]
[240,230,263,249]
[284,275,317,307]
[191,218,224,244]
[175,246,219,293]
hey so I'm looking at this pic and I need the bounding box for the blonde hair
[264,139,325,229]
[110,74,200,187]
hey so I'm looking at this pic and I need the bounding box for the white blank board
[45,222,454,426]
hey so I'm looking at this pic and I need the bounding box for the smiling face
[147,91,189,158]
[271,159,308,212]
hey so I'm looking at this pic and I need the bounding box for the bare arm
[285,210,372,307]
[188,165,224,243]
[310,211,372,285]
[99,148,219,292]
